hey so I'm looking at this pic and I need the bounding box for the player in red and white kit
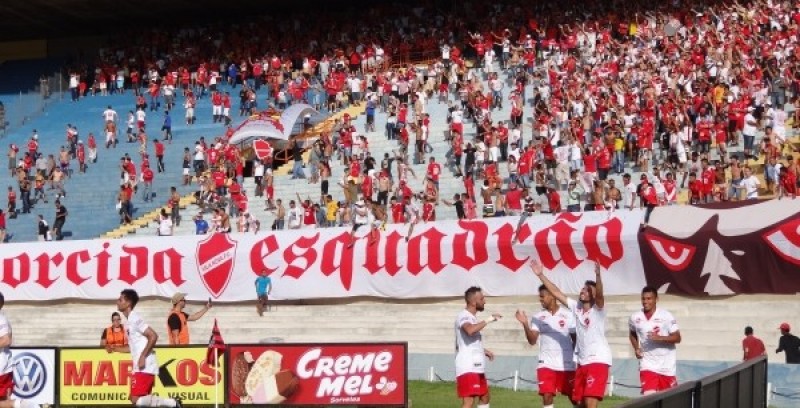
[0,292,41,408]
[455,287,501,408]
[515,285,577,408]
[116,289,183,407]
[628,286,681,395]
[531,260,611,408]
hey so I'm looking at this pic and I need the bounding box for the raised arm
[594,262,604,309]
[515,310,539,345]
[189,299,212,321]
[461,313,502,337]
[529,260,568,306]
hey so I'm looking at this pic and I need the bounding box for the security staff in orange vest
[167,292,212,344]
[100,311,128,352]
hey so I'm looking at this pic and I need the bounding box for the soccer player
[628,286,682,395]
[455,287,501,408]
[515,285,577,408]
[0,292,40,408]
[116,289,183,407]
[530,260,611,408]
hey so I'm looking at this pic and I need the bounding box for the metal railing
[0,72,66,136]
[618,356,768,408]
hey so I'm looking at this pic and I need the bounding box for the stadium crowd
[2,0,800,241]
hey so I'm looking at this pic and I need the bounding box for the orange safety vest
[167,311,190,344]
[105,326,127,347]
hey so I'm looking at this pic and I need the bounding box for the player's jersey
[0,312,11,374]
[530,307,577,371]
[454,309,485,376]
[567,298,612,366]
[126,310,159,374]
[629,308,679,376]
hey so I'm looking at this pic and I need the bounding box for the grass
[409,380,629,407]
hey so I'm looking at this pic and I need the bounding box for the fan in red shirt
[212,168,226,195]
[700,159,716,203]
[505,183,523,215]
[742,326,766,361]
[390,197,405,224]
[714,117,728,162]
[76,141,86,173]
[422,199,436,222]
[639,175,659,228]
[546,186,561,214]
[300,198,316,228]
[778,167,797,199]
[687,173,702,205]
[426,157,441,188]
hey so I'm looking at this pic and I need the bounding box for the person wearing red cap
[776,323,800,364]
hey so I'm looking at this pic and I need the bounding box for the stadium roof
[0,0,269,41]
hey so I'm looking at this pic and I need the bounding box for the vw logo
[12,352,46,399]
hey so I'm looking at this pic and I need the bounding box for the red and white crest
[252,139,273,160]
[196,233,237,298]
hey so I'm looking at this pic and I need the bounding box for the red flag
[206,318,225,366]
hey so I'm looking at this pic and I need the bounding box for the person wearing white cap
[166,293,211,345]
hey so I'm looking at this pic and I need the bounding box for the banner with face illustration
[0,199,797,300]
[639,199,800,295]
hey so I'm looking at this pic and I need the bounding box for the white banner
[11,348,57,406]
[0,211,647,301]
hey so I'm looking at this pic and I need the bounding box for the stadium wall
[407,354,796,407]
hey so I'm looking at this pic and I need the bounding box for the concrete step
[5,294,799,362]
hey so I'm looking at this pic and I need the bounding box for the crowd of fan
[3,0,800,241]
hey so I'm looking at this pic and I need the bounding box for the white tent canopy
[229,104,319,146]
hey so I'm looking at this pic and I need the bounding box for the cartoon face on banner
[639,200,800,296]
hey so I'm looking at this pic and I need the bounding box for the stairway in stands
[0,83,264,242]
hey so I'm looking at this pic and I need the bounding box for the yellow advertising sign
[59,346,225,405]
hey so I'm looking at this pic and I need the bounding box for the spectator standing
[287,200,303,229]
[194,213,209,234]
[776,323,800,364]
[170,187,181,226]
[161,113,173,144]
[255,270,273,316]
[742,326,766,361]
[100,311,128,352]
[153,139,166,172]
[628,287,681,395]
[53,200,67,240]
[141,165,154,202]
[167,293,211,345]
[0,209,5,243]
[36,214,48,241]
[157,209,173,236]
